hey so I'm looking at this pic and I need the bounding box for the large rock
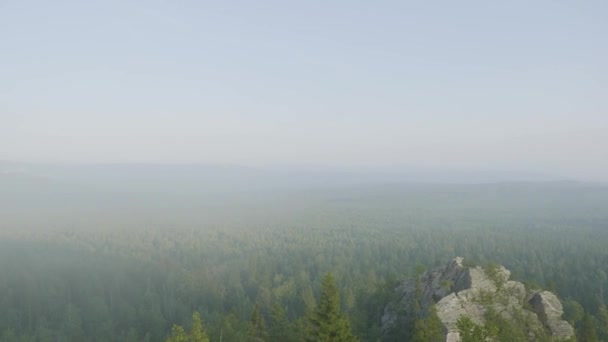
[381,257,574,341]
[528,291,575,339]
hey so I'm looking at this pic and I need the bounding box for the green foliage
[564,299,585,326]
[1,183,607,341]
[190,312,209,342]
[461,280,553,342]
[412,306,443,342]
[483,308,543,342]
[598,304,608,341]
[309,273,358,342]
[580,314,599,342]
[269,304,297,342]
[462,259,477,268]
[166,325,188,342]
[248,304,267,342]
[457,307,550,342]
[166,312,209,342]
[457,316,488,342]
[440,279,453,291]
[415,264,427,276]
[476,289,495,305]
[484,262,505,290]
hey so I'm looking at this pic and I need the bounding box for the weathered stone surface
[445,331,460,342]
[381,257,574,341]
[529,291,575,339]
[435,292,484,332]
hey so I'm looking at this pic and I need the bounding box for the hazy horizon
[3,3,608,340]
[2,1,607,181]
[2,159,604,186]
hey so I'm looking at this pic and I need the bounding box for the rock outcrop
[529,291,575,338]
[381,257,574,341]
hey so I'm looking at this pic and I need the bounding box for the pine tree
[309,272,358,342]
[249,304,267,342]
[563,299,584,326]
[190,312,210,342]
[412,305,444,342]
[166,325,189,342]
[270,303,291,341]
[166,311,209,342]
[580,313,599,342]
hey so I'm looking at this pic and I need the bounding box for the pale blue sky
[1,0,607,180]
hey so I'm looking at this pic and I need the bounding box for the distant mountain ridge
[0,161,575,189]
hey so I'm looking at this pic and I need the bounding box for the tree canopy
[309,273,358,342]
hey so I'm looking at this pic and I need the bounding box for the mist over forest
[1,162,607,341]
[2,0,607,340]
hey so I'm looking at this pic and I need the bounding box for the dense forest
[1,176,608,341]
[3,0,606,340]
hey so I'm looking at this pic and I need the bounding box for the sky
[1,0,607,181]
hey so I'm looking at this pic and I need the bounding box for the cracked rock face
[528,291,575,339]
[381,257,574,341]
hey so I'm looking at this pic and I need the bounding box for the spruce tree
[190,312,210,342]
[249,304,267,341]
[580,313,599,342]
[166,312,209,342]
[309,272,358,342]
[270,303,291,341]
[412,306,444,342]
[166,325,189,342]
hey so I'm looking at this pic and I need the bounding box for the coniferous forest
[3,0,608,340]
[3,0,607,340]
[1,171,608,341]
